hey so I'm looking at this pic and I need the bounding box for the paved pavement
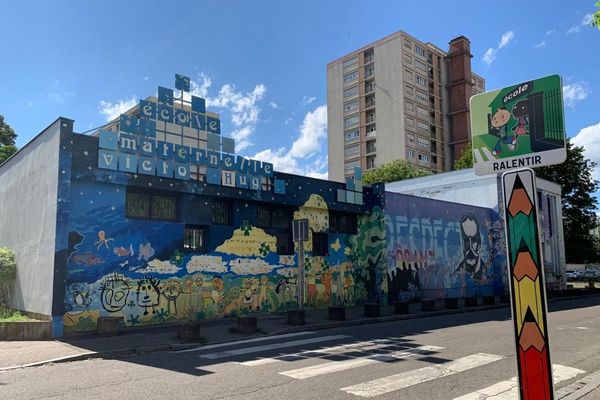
[1,299,512,371]
[1,296,600,400]
[0,293,598,373]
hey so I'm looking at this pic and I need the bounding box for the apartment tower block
[327,31,485,181]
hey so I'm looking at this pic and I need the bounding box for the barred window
[212,201,231,225]
[126,190,178,221]
[256,205,290,230]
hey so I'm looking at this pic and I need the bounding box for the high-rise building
[327,31,485,181]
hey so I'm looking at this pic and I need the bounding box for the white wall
[0,119,61,316]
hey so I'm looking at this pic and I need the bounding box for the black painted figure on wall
[455,213,483,281]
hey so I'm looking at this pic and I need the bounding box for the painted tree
[0,115,18,165]
[363,160,431,184]
[454,141,473,170]
[534,139,599,263]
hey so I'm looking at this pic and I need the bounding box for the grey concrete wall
[327,61,345,182]
[374,37,406,167]
[0,119,61,316]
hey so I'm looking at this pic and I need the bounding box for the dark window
[126,192,150,219]
[256,205,290,230]
[184,225,205,252]
[126,191,178,221]
[329,211,358,234]
[276,232,294,255]
[312,232,329,256]
[212,200,232,225]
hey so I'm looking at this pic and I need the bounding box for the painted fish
[113,244,134,257]
[70,252,104,266]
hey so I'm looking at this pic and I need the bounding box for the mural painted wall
[62,179,378,333]
[384,192,507,303]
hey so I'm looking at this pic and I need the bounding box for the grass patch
[0,304,31,322]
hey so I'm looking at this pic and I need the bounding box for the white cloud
[567,13,594,34]
[178,73,266,152]
[563,82,589,108]
[269,101,279,109]
[571,122,600,180]
[144,76,149,81]
[482,31,515,65]
[546,30,556,36]
[302,96,316,106]
[251,105,328,179]
[533,40,546,48]
[98,96,138,121]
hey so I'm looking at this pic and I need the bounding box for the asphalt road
[1,297,600,400]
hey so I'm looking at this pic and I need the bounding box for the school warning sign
[470,74,566,176]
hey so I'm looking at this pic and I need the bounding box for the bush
[0,247,16,282]
[0,247,16,305]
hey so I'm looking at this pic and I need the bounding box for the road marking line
[340,353,504,398]
[453,364,585,400]
[482,147,496,161]
[199,335,351,359]
[280,345,444,380]
[174,331,316,353]
[474,149,484,163]
[555,369,600,400]
[237,338,395,366]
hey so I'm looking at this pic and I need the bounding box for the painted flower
[259,242,270,257]
[170,250,185,266]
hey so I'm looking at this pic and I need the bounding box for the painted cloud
[137,259,181,274]
[186,255,228,274]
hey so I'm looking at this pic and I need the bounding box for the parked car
[565,270,581,280]
[581,270,600,281]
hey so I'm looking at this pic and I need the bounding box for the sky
[1,0,599,185]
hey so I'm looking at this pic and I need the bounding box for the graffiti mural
[384,192,506,304]
[62,182,373,333]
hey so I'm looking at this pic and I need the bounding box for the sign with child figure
[470,74,566,176]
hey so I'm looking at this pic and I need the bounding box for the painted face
[136,278,160,308]
[461,215,482,272]
[212,277,224,291]
[512,100,528,117]
[100,275,131,313]
[491,108,511,128]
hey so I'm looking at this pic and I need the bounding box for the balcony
[366,146,376,154]
[366,130,376,138]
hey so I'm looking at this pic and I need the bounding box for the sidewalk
[0,293,597,371]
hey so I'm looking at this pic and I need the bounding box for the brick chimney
[445,36,474,168]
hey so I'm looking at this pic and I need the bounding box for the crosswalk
[183,331,592,399]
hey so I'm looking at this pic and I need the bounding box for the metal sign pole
[298,239,304,311]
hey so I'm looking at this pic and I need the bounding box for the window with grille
[126,190,178,221]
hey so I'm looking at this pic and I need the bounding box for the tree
[454,142,473,170]
[0,247,16,305]
[0,115,18,164]
[535,139,599,263]
[363,159,431,184]
[592,1,600,30]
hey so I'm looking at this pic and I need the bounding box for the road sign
[470,75,566,176]
[502,168,554,399]
[293,219,309,242]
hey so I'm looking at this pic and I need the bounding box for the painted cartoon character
[489,108,517,156]
[454,213,484,281]
[257,275,270,310]
[511,100,529,136]
[211,276,224,304]
[321,272,332,303]
[161,279,182,315]
[100,273,131,313]
[135,276,161,316]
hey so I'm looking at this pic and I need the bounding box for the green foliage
[0,115,18,164]
[454,142,473,170]
[535,140,599,263]
[0,304,29,322]
[0,248,16,282]
[363,160,431,184]
[593,2,600,30]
